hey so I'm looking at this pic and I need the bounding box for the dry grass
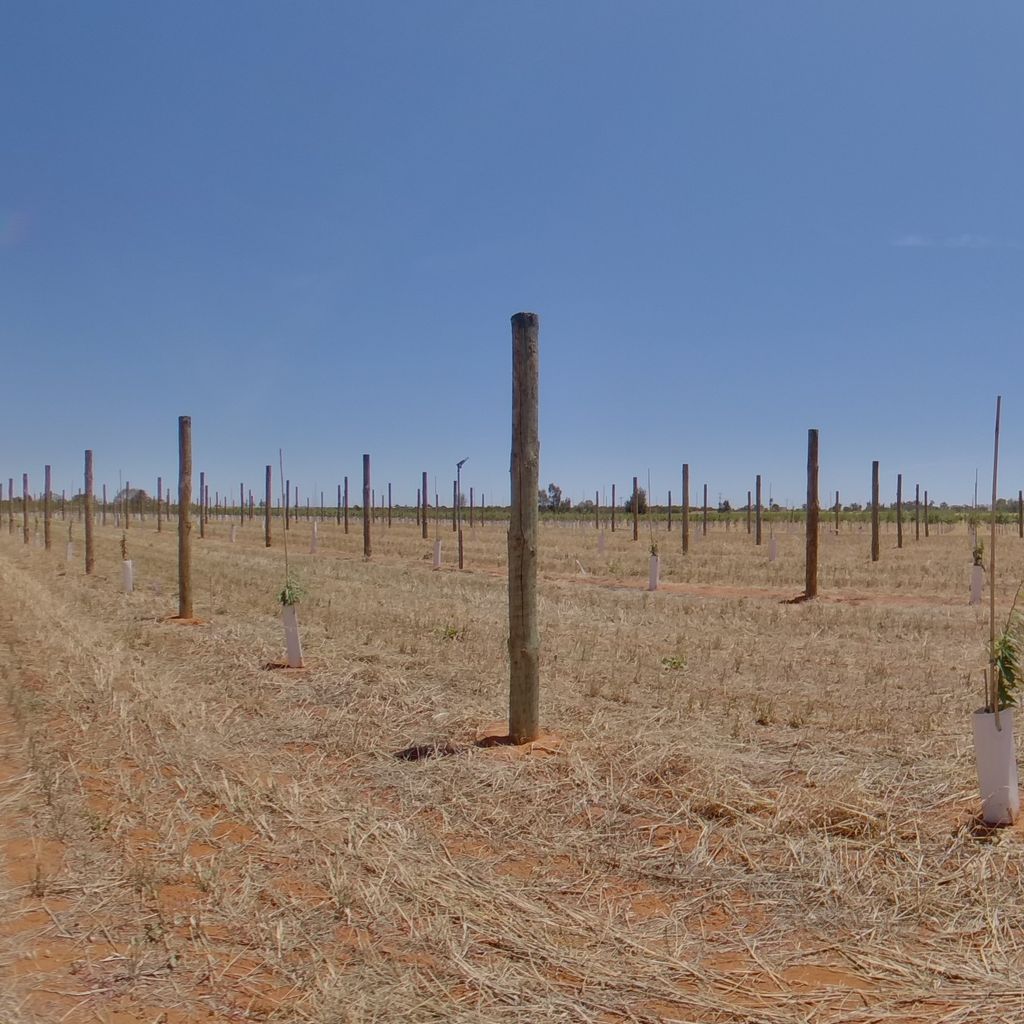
[1,513,1024,1022]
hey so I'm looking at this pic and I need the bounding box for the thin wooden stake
[871,461,880,562]
[896,473,903,549]
[632,476,639,541]
[84,450,95,574]
[422,471,428,540]
[43,465,52,550]
[265,465,272,547]
[990,396,1002,724]
[682,464,690,554]
[362,455,371,558]
[755,474,762,546]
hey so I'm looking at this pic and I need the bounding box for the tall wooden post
[595,490,600,530]
[870,461,880,562]
[421,471,428,540]
[746,490,752,534]
[702,483,708,536]
[199,471,206,539]
[924,490,930,537]
[336,483,342,526]
[102,484,107,526]
[285,480,291,530]
[508,312,540,744]
[178,417,193,619]
[611,484,616,532]
[667,491,672,531]
[682,464,690,554]
[896,474,903,549]
[362,455,371,558]
[1019,489,1023,539]
[124,481,130,530]
[43,465,52,550]
[755,474,762,545]
[469,487,474,528]
[156,477,163,532]
[22,473,29,544]
[84,450,95,574]
[452,480,458,532]
[989,397,1002,725]
[264,466,272,546]
[7,478,12,534]
[240,483,245,526]
[915,483,920,540]
[805,429,819,598]
[388,483,392,527]
[632,476,639,541]
[344,477,349,533]
[834,491,840,533]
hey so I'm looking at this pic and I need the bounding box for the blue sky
[3,2,1022,509]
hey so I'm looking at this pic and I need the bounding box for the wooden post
[870,461,880,562]
[1019,489,1023,539]
[344,476,349,534]
[915,483,920,540]
[924,490,930,538]
[632,476,639,541]
[416,488,421,527]
[682,464,690,553]
[43,465,52,550]
[156,477,163,532]
[805,429,819,598]
[667,490,672,531]
[755,474,762,545]
[362,455,371,558]
[595,490,600,530]
[422,471,428,540]
[22,473,29,544]
[285,479,290,530]
[835,490,840,533]
[989,397,1002,724]
[388,483,392,528]
[124,480,130,531]
[702,483,708,536]
[264,466,272,546]
[452,480,458,532]
[896,473,903,549]
[746,490,752,534]
[336,483,342,526]
[199,471,206,539]
[469,487,474,528]
[508,312,540,744]
[7,478,12,534]
[84,450,95,574]
[240,483,245,527]
[611,484,616,532]
[178,416,193,619]
[102,483,107,526]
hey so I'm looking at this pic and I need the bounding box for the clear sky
[3,2,1022,509]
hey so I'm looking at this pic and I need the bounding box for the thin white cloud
[890,233,1021,250]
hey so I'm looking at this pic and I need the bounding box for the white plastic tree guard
[121,560,134,594]
[433,539,442,569]
[282,605,304,668]
[970,564,984,606]
[648,554,660,592]
[973,708,1020,825]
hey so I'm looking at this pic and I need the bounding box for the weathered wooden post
[702,483,708,536]
[834,490,840,533]
[508,312,540,744]
[896,474,903,549]
[422,471,429,540]
[469,487,474,528]
[7,478,12,534]
[1019,489,1023,539]
[755,474,763,545]
[344,476,349,534]
[199,472,206,539]
[336,483,342,526]
[746,490,752,534]
[264,465,272,547]
[388,483,393,528]
[667,490,672,531]
[240,483,245,527]
[805,429,819,598]
[22,473,29,544]
[871,461,880,562]
[156,476,163,532]
[682,464,690,554]
[285,479,291,530]
[84,450,95,574]
[43,465,52,550]
[632,476,639,541]
[178,417,193,619]
[924,490,930,537]
[611,484,616,532]
[452,480,458,532]
[362,455,371,558]
[595,490,600,530]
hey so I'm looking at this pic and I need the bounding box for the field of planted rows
[2,513,1023,1023]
